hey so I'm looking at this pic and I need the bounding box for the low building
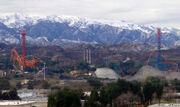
[149,104,180,107]
[0,70,6,77]
[0,101,35,107]
[21,79,29,85]
[17,89,49,101]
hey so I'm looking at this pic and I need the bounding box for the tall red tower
[157,28,163,70]
[20,29,26,70]
[157,28,161,64]
[157,28,161,53]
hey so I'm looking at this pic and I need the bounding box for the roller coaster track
[10,49,43,70]
[146,50,178,73]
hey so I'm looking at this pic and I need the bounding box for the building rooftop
[0,100,35,105]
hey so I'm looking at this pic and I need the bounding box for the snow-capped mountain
[0,13,180,47]
[0,13,40,28]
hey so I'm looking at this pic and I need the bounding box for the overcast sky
[0,0,180,27]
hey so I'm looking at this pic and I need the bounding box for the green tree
[87,78,103,88]
[99,88,108,106]
[120,60,135,72]
[0,88,20,100]
[41,81,50,89]
[130,81,141,95]
[16,82,22,89]
[77,62,90,70]
[0,91,2,100]
[25,67,37,72]
[48,88,81,107]
[108,62,119,71]
[0,78,10,90]
[8,88,20,100]
[90,89,99,101]
[27,81,34,89]
[143,81,156,106]
[117,79,131,93]
[156,83,163,105]
[87,89,100,107]
[48,94,56,107]
[171,79,180,92]
[105,79,132,106]
[142,77,164,106]
[89,67,96,71]
[146,77,164,105]
[0,58,13,69]
[106,83,120,105]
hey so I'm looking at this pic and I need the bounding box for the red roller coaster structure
[10,30,43,71]
[146,29,178,73]
[146,50,178,73]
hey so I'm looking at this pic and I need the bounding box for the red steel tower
[20,29,26,70]
[157,28,161,67]
[157,28,161,53]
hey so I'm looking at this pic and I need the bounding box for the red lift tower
[20,29,26,70]
[11,30,43,72]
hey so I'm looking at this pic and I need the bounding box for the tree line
[0,88,20,100]
[48,77,164,107]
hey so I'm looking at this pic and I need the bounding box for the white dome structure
[94,68,120,79]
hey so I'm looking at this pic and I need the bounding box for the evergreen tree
[16,82,22,89]
[48,88,81,107]
[0,78,10,90]
[27,81,34,89]
[99,88,108,106]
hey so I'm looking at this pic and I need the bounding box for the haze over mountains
[0,13,180,47]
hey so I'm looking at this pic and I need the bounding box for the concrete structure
[0,101,35,107]
[17,89,49,101]
[21,79,29,85]
[0,70,6,77]
[0,89,49,107]
[95,68,120,79]
[149,104,180,107]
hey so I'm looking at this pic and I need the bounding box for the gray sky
[0,0,180,27]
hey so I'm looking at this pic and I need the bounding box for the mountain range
[0,13,180,47]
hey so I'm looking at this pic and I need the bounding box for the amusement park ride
[146,28,178,73]
[10,28,178,75]
[105,28,178,76]
[10,30,43,72]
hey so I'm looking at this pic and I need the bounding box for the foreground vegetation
[48,77,165,107]
[0,88,20,100]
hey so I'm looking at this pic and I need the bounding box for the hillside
[0,42,154,64]
[0,42,180,65]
